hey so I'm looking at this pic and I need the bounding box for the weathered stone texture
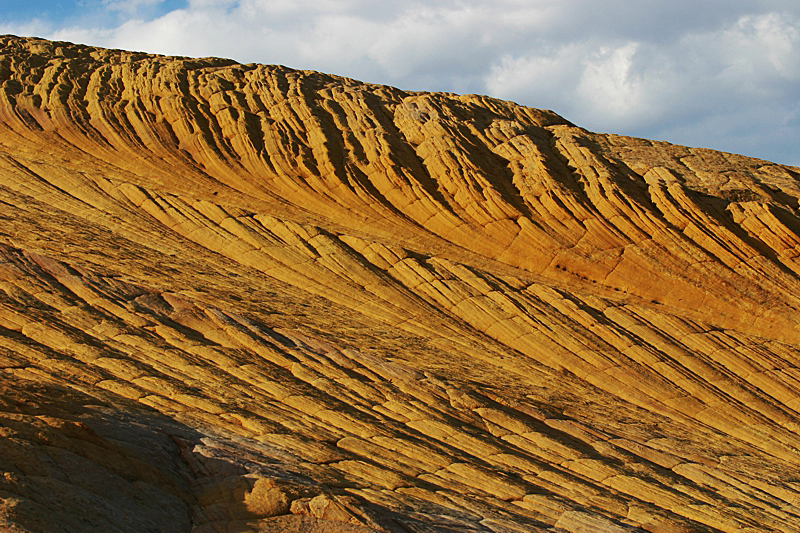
[1,35,800,533]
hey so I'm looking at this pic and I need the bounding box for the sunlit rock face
[1,35,800,533]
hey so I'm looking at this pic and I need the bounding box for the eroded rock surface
[1,35,800,533]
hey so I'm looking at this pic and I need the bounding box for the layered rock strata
[1,35,800,533]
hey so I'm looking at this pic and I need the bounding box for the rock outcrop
[1,35,800,533]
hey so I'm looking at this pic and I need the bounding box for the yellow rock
[2,34,800,533]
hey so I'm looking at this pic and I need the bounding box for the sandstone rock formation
[1,35,800,532]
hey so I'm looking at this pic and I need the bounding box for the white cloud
[738,12,799,79]
[3,1,800,165]
[577,43,645,120]
[0,19,53,37]
[102,0,165,14]
[487,41,679,131]
[484,10,800,164]
[486,45,583,106]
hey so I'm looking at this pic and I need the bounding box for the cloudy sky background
[2,0,799,166]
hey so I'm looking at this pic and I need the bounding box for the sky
[2,1,799,166]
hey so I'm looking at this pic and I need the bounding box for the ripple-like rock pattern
[1,35,800,533]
